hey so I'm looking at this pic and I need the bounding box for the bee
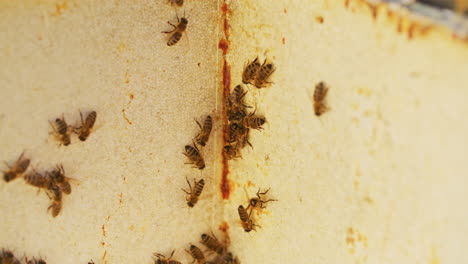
[47,184,63,217]
[162,14,188,46]
[194,115,212,147]
[74,110,97,141]
[183,142,205,170]
[200,232,225,255]
[253,60,276,88]
[2,152,30,182]
[24,169,52,189]
[222,252,240,264]
[186,245,205,264]
[26,257,47,264]
[227,122,241,143]
[153,250,182,264]
[238,205,259,232]
[224,144,240,160]
[227,108,247,123]
[182,177,204,207]
[49,115,71,146]
[313,81,330,116]
[242,57,261,85]
[243,111,266,130]
[88,260,95,264]
[247,188,277,211]
[167,0,183,7]
[48,164,72,195]
[236,125,252,149]
[1,250,20,264]
[228,85,251,110]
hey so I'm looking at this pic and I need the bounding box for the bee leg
[194,118,202,129]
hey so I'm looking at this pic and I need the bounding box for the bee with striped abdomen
[313,81,330,116]
[242,57,261,85]
[183,142,205,170]
[186,245,205,264]
[2,152,30,182]
[48,164,72,195]
[200,232,225,255]
[182,177,204,208]
[238,205,259,232]
[74,110,97,141]
[194,115,212,147]
[242,110,266,131]
[162,14,188,46]
[49,115,71,146]
[253,60,276,88]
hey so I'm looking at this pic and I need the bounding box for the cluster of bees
[0,249,46,264]
[152,232,239,264]
[223,57,275,160]
[2,152,73,217]
[2,110,96,217]
[162,0,188,46]
[49,111,97,146]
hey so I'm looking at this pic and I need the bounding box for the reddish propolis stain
[219,221,230,242]
[218,39,229,55]
[219,1,231,200]
[220,60,231,200]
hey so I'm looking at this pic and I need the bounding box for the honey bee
[182,177,204,207]
[2,152,30,182]
[238,205,259,232]
[253,60,276,88]
[24,169,52,189]
[200,233,225,255]
[313,81,330,116]
[1,250,20,264]
[88,260,95,264]
[167,0,183,7]
[194,115,212,147]
[228,85,251,110]
[74,110,97,141]
[222,252,239,264]
[227,122,241,143]
[236,125,252,149]
[153,250,182,264]
[26,257,46,264]
[227,108,247,123]
[246,188,277,211]
[242,111,266,130]
[242,57,261,85]
[48,164,72,195]
[162,14,188,46]
[183,142,205,170]
[186,245,205,264]
[47,184,63,217]
[223,144,240,160]
[49,115,71,146]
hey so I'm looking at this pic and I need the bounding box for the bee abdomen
[167,32,182,46]
[238,205,249,222]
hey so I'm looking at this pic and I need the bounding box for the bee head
[181,17,188,24]
[3,172,15,182]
